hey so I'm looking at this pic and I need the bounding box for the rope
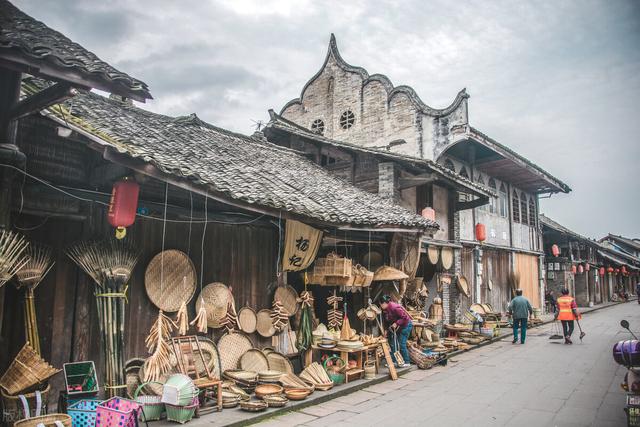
[160,183,169,293]
[275,211,282,276]
[187,191,193,257]
[200,191,208,293]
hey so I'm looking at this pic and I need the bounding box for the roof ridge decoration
[280,33,468,118]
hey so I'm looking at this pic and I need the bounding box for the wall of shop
[480,249,512,312]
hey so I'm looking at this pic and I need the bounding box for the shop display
[66,240,140,397]
[161,374,198,406]
[63,361,98,396]
[67,399,100,426]
[165,398,198,423]
[15,243,54,355]
[457,274,470,297]
[190,297,208,333]
[257,370,282,383]
[271,326,297,355]
[144,250,197,313]
[95,397,142,427]
[0,229,30,289]
[440,247,454,270]
[372,265,409,282]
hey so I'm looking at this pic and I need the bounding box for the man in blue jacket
[508,289,533,344]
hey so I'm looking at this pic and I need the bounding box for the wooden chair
[171,336,222,414]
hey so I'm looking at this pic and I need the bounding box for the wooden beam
[7,83,77,122]
[89,163,130,186]
[398,173,437,190]
[457,195,490,211]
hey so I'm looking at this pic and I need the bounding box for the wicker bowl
[255,384,283,399]
[263,394,288,408]
[239,400,268,412]
[284,388,311,401]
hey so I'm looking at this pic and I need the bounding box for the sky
[16,0,640,239]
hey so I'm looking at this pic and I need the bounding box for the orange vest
[557,296,576,320]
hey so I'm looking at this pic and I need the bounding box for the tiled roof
[603,234,640,252]
[265,111,495,199]
[539,214,594,243]
[23,79,436,232]
[1,0,151,101]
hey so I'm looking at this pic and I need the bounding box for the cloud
[13,0,640,237]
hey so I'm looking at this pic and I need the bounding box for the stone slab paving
[253,302,634,426]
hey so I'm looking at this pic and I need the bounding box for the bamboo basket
[256,309,276,337]
[195,282,230,328]
[265,352,294,374]
[238,349,269,373]
[1,384,50,426]
[0,344,60,395]
[134,382,165,421]
[165,398,198,424]
[312,252,352,277]
[237,307,257,334]
[274,285,299,316]
[14,414,71,427]
[144,250,197,313]
[217,332,253,373]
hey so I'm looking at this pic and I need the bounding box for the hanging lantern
[475,223,486,243]
[578,265,584,274]
[599,267,605,276]
[107,178,140,239]
[584,263,590,272]
[551,244,560,257]
[421,207,436,221]
[615,268,620,274]
[621,266,628,274]
[571,264,577,274]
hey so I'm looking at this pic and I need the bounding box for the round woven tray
[440,247,453,270]
[274,285,298,316]
[237,307,257,334]
[218,332,254,374]
[145,250,197,312]
[138,359,172,395]
[239,349,269,373]
[457,275,470,297]
[196,282,230,328]
[266,351,294,374]
[256,309,276,337]
[427,246,440,265]
[168,337,221,379]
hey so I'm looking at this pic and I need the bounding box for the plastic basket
[63,362,99,396]
[67,399,100,427]
[95,397,141,427]
[165,398,198,424]
[323,356,345,385]
[134,382,164,421]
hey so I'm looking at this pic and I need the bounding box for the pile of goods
[299,363,333,390]
[407,342,445,370]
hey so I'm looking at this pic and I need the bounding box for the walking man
[508,289,533,344]
[380,295,412,367]
[555,288,580,344]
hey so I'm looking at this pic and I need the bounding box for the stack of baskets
[95,397,141,427]
[134,382,164,421]
[309,253,352,286]
[161,375,199,424]
[67,399,100,426]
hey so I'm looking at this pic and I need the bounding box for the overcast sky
[16,0,640,239]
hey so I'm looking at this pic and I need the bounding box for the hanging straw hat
[373,266,409,281]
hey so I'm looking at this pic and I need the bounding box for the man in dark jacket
[380,295,412,367]
[508,289,533,344]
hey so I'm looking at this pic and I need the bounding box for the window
[520,194,528,225]
[311,119,325,135]
[512,191,520,223]
[476,174,487,211]
[528,197,536,226]
[488,178,497,214]
[339,110,355,129]
[498,183,507,217]
[444,159,455,171]
[459,167,469,179]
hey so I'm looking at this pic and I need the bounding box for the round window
[311,119,325,135]
[339,110,355,130]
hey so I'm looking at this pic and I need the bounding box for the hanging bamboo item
[220,287,238,333]
[270,300,289,332]
[15,243,54,355]
[340,303,353,341]
[66,239,140,397]
[143,310,175,382]
[326,290,343,330]
[190,297,208,333]
[0,229,30,288]
[174,277,190,335]
[295,291,314,353]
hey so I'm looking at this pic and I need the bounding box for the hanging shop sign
[282,220,323,271]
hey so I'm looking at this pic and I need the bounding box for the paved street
[256,303,635,427]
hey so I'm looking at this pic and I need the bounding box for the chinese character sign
[282,220,323,271]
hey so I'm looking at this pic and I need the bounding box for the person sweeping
[380,295,412,368]
[555,288,581,344]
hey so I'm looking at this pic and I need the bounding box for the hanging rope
[200,191,208,292]
[160,182,169,293]
[275,210,282,277]
[187,191,193,257]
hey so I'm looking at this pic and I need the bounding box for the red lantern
[475,223,487,243]
[585,263,590,272]
[421,207,436,221]
[578,265,584,274]
[615,268,620,274]
[551,244,560,257]
[622,266,627,274]
[571,265,577,274]
[599,267,605,276]
[607,266,614,273]
[108,178,140,239]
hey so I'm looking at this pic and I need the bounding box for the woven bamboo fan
[237,307,257,334]
[427,246,440,265]
[274,285,299,316]
[196,282,230,328]
[217,332,253,374]
[256,309,276,338]
[145,250,197,312]
[457,275,470,297]
[265,351,294,374]
[441,247,454,270]
[238,349,269,373]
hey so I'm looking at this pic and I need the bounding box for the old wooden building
[266,34,572,320]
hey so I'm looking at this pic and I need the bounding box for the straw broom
[0,229,30,288]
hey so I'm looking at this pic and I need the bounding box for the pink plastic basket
[95,397,141,427]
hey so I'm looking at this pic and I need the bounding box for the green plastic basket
[165,398,198,424]
[134,382,164,421]
[323,356,345,385]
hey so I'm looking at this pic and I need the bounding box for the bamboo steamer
[256,309,276,338]
[440,247,453,270]
[237,307,257,334]
[196,282,230,328]
[457,275,470,297]
[427,246,440,265]
[274,285,299,316]
[144,250,197,312]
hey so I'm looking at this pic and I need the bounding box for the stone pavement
[254,302,635,427]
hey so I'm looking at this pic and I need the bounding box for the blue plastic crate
[68,399,101,427]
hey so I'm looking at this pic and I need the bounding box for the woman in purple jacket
[380,295,413,367]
